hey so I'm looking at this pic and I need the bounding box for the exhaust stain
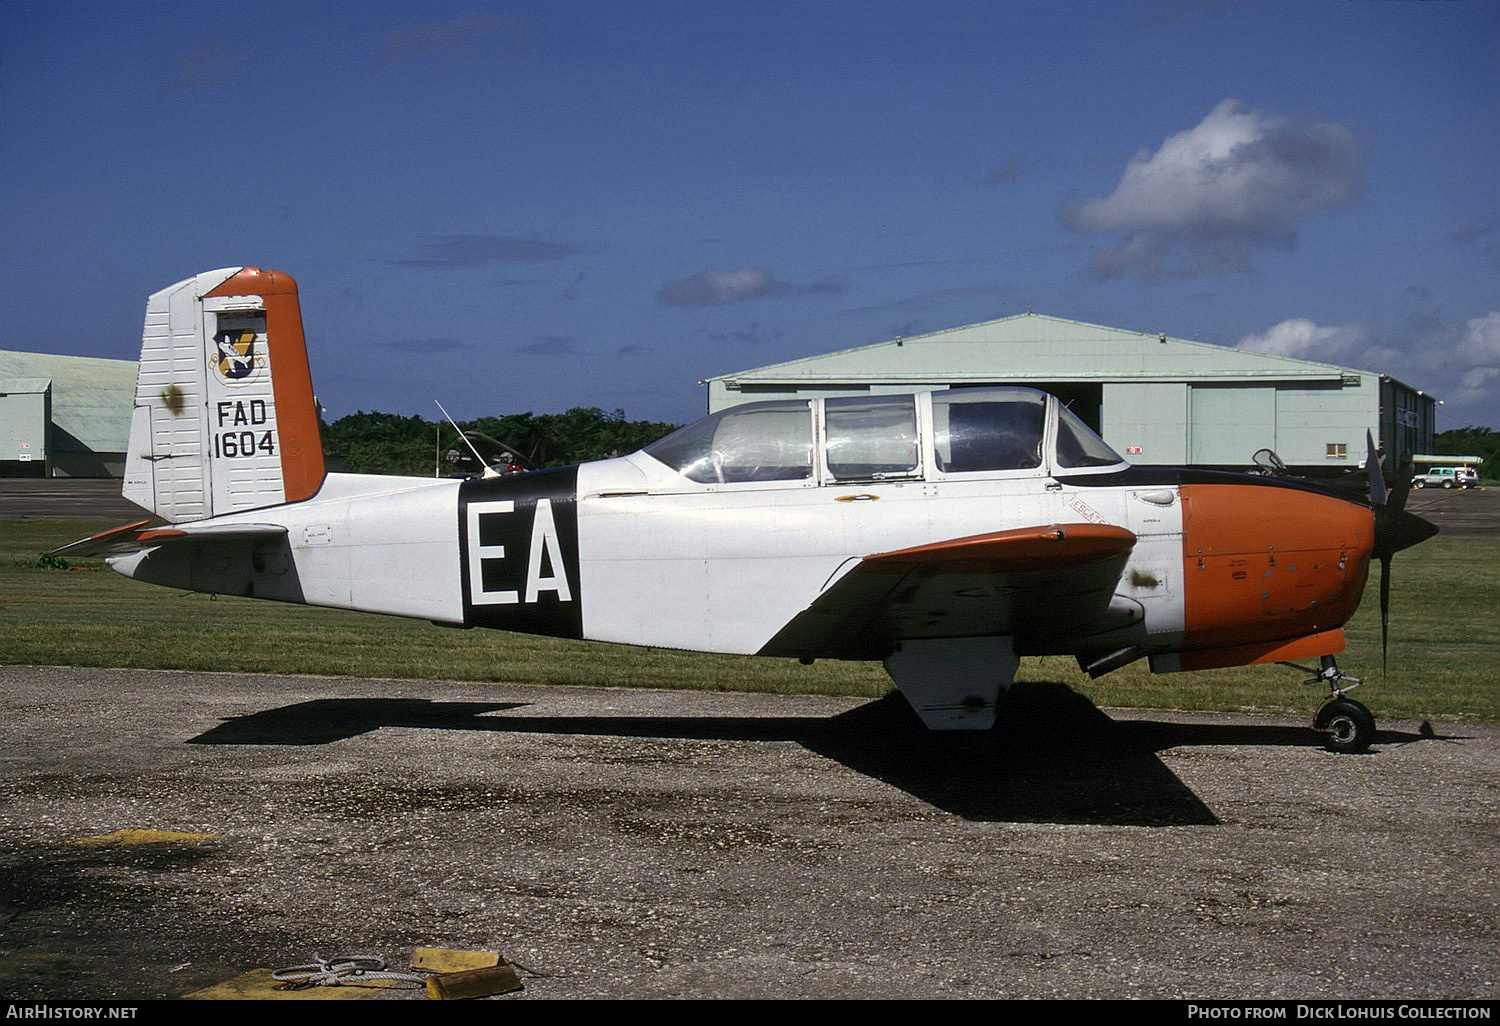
[161,384,186,415]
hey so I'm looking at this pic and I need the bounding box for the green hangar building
[704,312,1436,473]
[0,350,137,478]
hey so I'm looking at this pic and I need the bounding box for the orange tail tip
[122,268,326,522]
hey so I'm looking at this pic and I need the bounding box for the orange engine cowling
[1179,483,1374,663]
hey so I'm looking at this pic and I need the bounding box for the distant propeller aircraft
[60,268,1438,751]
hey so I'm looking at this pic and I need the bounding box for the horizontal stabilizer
[52,520,288,558]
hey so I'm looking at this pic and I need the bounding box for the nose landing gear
[1314,698,1377,753]
[1283,655,1376,753]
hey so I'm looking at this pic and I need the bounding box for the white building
[1,350,137,477]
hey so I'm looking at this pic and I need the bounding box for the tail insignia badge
[212,329,261,385]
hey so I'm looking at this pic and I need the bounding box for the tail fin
[122,267,326,522]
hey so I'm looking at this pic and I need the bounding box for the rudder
[122,267,326,522]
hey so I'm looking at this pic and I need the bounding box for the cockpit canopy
[642,387,1125,485]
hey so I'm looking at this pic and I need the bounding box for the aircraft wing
[52,520,289,558]
[759,523,1138,659]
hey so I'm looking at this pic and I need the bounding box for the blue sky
[3,0,1497,429]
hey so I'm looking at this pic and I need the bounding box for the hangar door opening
[964,382,1102,432]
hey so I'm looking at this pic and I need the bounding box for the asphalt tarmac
[0,664,1495,1001]
[0,479,145,521]
[1404,485,1500,537]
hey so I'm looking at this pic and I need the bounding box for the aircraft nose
[1179,482,1375,651]
[1374,506,1438,560]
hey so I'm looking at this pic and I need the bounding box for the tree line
[1433,426,1500,481]
[323,407,680,477]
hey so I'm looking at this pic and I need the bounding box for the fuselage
[108,452,1376,674]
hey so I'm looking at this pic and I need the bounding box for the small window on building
[1327,443,1347,459]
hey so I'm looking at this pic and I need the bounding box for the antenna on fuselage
[435,400,502,479]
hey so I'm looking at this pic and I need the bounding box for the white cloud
[1237,311,1500,425]
[659,268,792,306]
[1064,100,1362,279]
[1236,318,1371,364]
[1459,367,1500,391]
[1449,313,1500,411]
[657,268,846,306]
[1454,311,1500,365]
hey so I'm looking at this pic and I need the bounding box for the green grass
[3,518,1496,721]
[0,519,893,699]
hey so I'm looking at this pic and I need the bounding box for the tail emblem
[212,329,261,384]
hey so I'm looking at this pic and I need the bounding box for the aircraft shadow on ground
[186,683,1442,827]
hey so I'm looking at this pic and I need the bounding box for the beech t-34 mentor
[61,268,1438,750]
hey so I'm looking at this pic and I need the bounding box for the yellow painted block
[181,969,403,1000]
[411,947,502,973]
[69,829,217,847]
[425,965,523,1001]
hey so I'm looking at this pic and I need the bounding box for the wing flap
[760,523,1137,659]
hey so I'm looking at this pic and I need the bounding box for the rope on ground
[271,953,429,990]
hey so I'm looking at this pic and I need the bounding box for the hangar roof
[707,312,1382,388]
[0,350,136,453]
[0,377,52,394]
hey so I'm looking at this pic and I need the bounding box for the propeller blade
[1359,435,1432,675]
[1366,430,1388,508]
[1371,504,1437,674]
[1379,554,1391,671]
[1388,461,1415,514]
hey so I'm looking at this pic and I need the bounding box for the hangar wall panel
[1,389,49,463]
[1273,380,1374,467]
[1101,383,1188,464]
[1191,387,1276,465]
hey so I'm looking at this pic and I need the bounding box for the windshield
[1053,402,1125,469]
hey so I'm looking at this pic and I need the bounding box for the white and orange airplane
[60,267,1437,750]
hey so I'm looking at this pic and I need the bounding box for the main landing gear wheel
[1314,698,1376,754]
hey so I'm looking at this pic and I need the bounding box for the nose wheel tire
[1314,698,1376,753]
